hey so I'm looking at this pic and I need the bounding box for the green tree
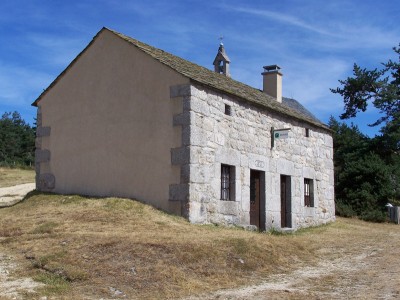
[331,44,400,221]
[331,44,400,153]
[337,152,393,213]
[328,116,369,172]
[328,117,393,221]
[0,111,35,167]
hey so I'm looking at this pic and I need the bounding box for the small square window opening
[305,128,310,137]
[224,104,231,116]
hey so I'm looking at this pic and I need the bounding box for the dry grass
[0,193,317,299]
[0,167,35,188]
[0,192,399,299]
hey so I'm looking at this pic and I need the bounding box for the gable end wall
[35,30,190,211]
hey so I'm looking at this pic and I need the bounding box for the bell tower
[213,42,231,77]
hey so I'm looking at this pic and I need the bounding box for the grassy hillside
[0,192,331,299]
[1,192,399,299]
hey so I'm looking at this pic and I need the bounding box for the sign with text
[274,130,289,139]
[271,127,291,148]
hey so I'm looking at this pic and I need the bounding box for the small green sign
[274,131,289,139]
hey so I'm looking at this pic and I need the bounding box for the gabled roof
[33,27,329,131]
[282,97,320,123]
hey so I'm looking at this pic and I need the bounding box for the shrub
[359,210,387,223]
[335,200,356,218]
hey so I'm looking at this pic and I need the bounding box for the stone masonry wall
[35,106,55,192]
[185,84,335,230]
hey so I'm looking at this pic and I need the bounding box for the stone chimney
[262,65,282,103]
[213,43,231,77]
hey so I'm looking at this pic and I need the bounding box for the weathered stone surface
[180,164,190,183]
[170,84,191,98]
[36,126,51,137]
[169,184,189,201]
[36,106,42,127]
[35,162,40,175]
[182,84,335,230]
[171,147,190,165]
[168,199,189,217]
[218,200,239,215]
[173,112,190,126]
[277,159,294,175]
[35,149,50,163]
[35,138,42,149]
[38,173,55,191]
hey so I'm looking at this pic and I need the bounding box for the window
[224,104,231,116]
[221,164,235,200]
[304,178,314,207]
[305,128,310,137]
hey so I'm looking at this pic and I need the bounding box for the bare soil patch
[0,253,43,299]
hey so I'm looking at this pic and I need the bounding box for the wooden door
[250,170,260,228]
[280,175,286,228]
[280,175,292,228]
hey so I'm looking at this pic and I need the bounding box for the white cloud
[25,33,87,67]
[223,6,337,37]
[219,2,399,53]
[0,63,52,107]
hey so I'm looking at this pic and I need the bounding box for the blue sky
[1,0,399,136]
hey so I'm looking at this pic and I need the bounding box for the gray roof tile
[109,28,328,130]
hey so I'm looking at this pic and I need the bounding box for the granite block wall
[183,84,335,230]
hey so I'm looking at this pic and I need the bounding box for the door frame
[250,169,266,231]
[280,175,292,228]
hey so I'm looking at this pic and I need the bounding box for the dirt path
[0,183,43,298]
[0,254,43,299]
[0,183,35,207]
[186,229,400,299]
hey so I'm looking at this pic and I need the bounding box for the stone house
[33,27,335,230]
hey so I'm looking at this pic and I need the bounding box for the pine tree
[0,111,35,167]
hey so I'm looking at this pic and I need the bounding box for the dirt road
[186,223,400,300]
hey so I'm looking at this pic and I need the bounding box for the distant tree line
[331,43,400,222]
[0,111,35,168]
